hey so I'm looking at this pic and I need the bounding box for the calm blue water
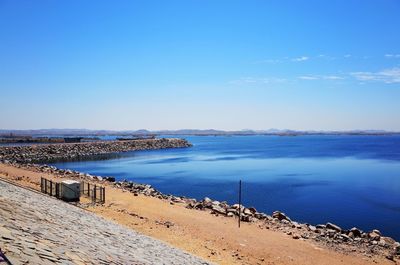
[51,135,400,240]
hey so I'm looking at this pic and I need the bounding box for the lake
[51,135,400,240]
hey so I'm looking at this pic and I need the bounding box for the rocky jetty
[0,138,192,163]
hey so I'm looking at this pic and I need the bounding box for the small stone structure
[60,180,80,202]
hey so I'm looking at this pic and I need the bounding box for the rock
[211,205,226,215]
[349,227,362,238]
[372,229,381,235]
[394,242,400,255]
[386,254,394,261]
[292,234,300,239]
[226,208,237,214]
[243,208,252,215]
[254,212,267,219]
[326,222,342,233]
[248,207,257,214]
[272,211,291,222]
[241,215,253,222]
[227,212,234,217]
[341,234,352,242]
[308,225,317,232]
[368,230,381,241]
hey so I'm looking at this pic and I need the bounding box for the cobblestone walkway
[0,180,210,265]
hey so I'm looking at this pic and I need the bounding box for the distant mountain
[0,128,398,137]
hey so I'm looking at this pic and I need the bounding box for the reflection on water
[51,135,400,240]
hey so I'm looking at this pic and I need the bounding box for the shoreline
[0,140,399,264]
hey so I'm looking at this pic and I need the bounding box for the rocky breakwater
[0,138,192,163]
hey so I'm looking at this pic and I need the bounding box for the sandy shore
[0,163,397,265]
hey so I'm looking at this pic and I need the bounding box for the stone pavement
[0,180,211,265]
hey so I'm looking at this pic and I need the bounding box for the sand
[0,163,395,265]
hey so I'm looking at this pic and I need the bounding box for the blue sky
[1,0,399,131]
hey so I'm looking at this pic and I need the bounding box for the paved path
[0,180,211,265]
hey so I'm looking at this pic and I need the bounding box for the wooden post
[103,187,105,203]
[94,184,97,203]
[44,179,47,194]
[238,180,242,228]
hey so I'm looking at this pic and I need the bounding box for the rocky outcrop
[0,138,192,163]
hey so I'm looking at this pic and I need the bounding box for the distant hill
[0,128,398,137]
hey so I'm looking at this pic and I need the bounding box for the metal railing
[80,181,105,204]
[40,177,105,204]
[40,177,61,199]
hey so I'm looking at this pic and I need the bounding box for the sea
[50,135,400,240]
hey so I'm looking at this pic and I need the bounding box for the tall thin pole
[238,179,242,228]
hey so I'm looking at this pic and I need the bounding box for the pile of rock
[0,138,192,163]
[259,211,400,261]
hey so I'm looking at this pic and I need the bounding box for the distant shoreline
[1,128,400,139]
[1,132,399,145]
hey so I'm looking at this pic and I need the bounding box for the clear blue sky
[1,0,399,131]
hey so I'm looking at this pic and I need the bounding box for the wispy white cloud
[351,67,400,84]
[229,77,287,85]
[298,75,344,81]
[385,54,400,58]
[323,75,344,80]
[344,54,351,58]
[298,75,319,80]
[255,55,310,64]
[292,56,309,62]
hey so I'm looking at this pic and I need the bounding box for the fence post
[55,183,59,198]
[44,179,47,194]
[238,180,242,228]
[94,184,97,203]
[103,187,105,203]
[50,181,53,196]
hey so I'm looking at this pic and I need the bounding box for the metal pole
[238,179,242,228]
[94,184,97,203]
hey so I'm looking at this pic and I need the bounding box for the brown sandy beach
[0,163,396,265]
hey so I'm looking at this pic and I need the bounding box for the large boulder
[326,222,342,233]
[349,227,362,238]
[368,230,381,241]
[211,205,226,215]
[272,211,291,222]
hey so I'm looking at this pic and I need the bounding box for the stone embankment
[0,138,192,163]
[0,180,210,265]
